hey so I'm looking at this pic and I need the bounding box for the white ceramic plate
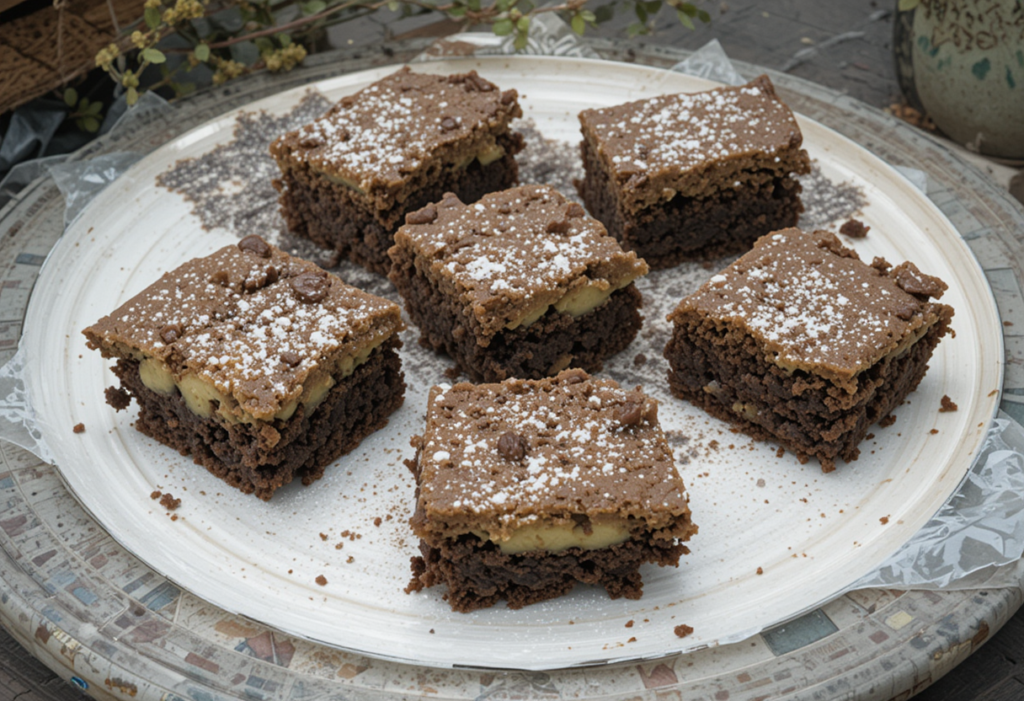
[26,57,1002,670]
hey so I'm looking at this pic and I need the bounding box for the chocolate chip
[290,270,330,303]
[500,90,516,105]
[566,202,585,218]
[894,300,918,320]
[615,401,643,427]
[546,219,571,234]
[464,73,494,92]
[238,235,271,258]
[440,117,458,131]
[497,431,528,462]
[160,323,182,344]
[265,265,279,286]
[280,351,302,367]
[406,205,438,225]
[209,270,230,287]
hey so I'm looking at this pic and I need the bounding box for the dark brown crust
[579,138,804,268]
[107,338,405,499]
[408,534,687,613]
[390,239,643,381]
[663,309,953,471]
[275,133,523,276]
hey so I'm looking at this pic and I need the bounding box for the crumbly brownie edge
[663,311,953,471]
[579,140,804,268]
[109,337,405,499]
[275,135,522,275]
[389,244,643,382]
[409,533,689,613]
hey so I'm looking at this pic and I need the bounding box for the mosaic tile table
[1,40,1024,701]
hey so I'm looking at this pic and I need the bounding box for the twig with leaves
[95,0,710,105]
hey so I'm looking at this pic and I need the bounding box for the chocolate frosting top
[670,229,952,386]
[84,237,402,420]
[413,369,693,540]
[392,184,648,338]
[270,67,520,192]
[579,76,809,205]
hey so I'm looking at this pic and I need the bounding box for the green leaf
[626,20,645,36]
[79,97,90,111]
[80,116,100,133]
[898,0,920,10]
[172,81,196,97]
[448,5,466,16]
[679,3,697,16]
[635,3,647,22]
[594,4,614,23]
[255,36,274,52]
[276,32,292,46]
[141,47,167,64]
[697,8,710,22]
[513,30,528,50]
[126,87,139,106]
[387,0,398,10]
[194,42,210,61]
[516,14,529,30]
[492,18,514,35]
[580,9,595,21]
[571,13,585,34]
[63,87,77,107]
[676,8,694,28]
[496,0,510,11]
[518,0,534,13]
[467,0,480,11]
[86,101,103,115]
[300,0,326,13]
[144,6,161,28]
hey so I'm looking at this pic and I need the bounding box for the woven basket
[70,0,145,35]
[0,45,53,115]
[0,0,133,115]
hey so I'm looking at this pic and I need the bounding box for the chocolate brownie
[83,235,406,500]
[407,369,697,612]
[270,67,524,275]
[578,76,811,269]
[664,228,954,471]
[389,184,648,382]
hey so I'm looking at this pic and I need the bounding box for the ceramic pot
[894,0,1024,159]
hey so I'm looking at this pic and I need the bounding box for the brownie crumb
[73,423,85,434]
[346,556,354,564]
[939,395,958,413]
[319,533,328,541]
[627,637,637,643]
[373,517,383,527]
[150,490,162,500]
[879,414,897,428]
[880,516,890,525]
[334,542,344,550]
[159,493,181,511]
[930,428,939,435]
[443,366,462,380]
[625,620,634,628]
[633,353,647,367]
[315,574,328,586]
[105,386,132,411]
[1004,321,1014,327]
[674,624,694,639]
[865,433,875,440]
[756,567,764,575]
[429,629,435,634]
[170,514,179,521]
[839,218,870,238]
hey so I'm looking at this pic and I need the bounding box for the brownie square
[83,235,406,500]
[664,229,954,471]
[270,67,524,275]
[578,76,812,269]
[388,184,649,382]
[407,368,697,612]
